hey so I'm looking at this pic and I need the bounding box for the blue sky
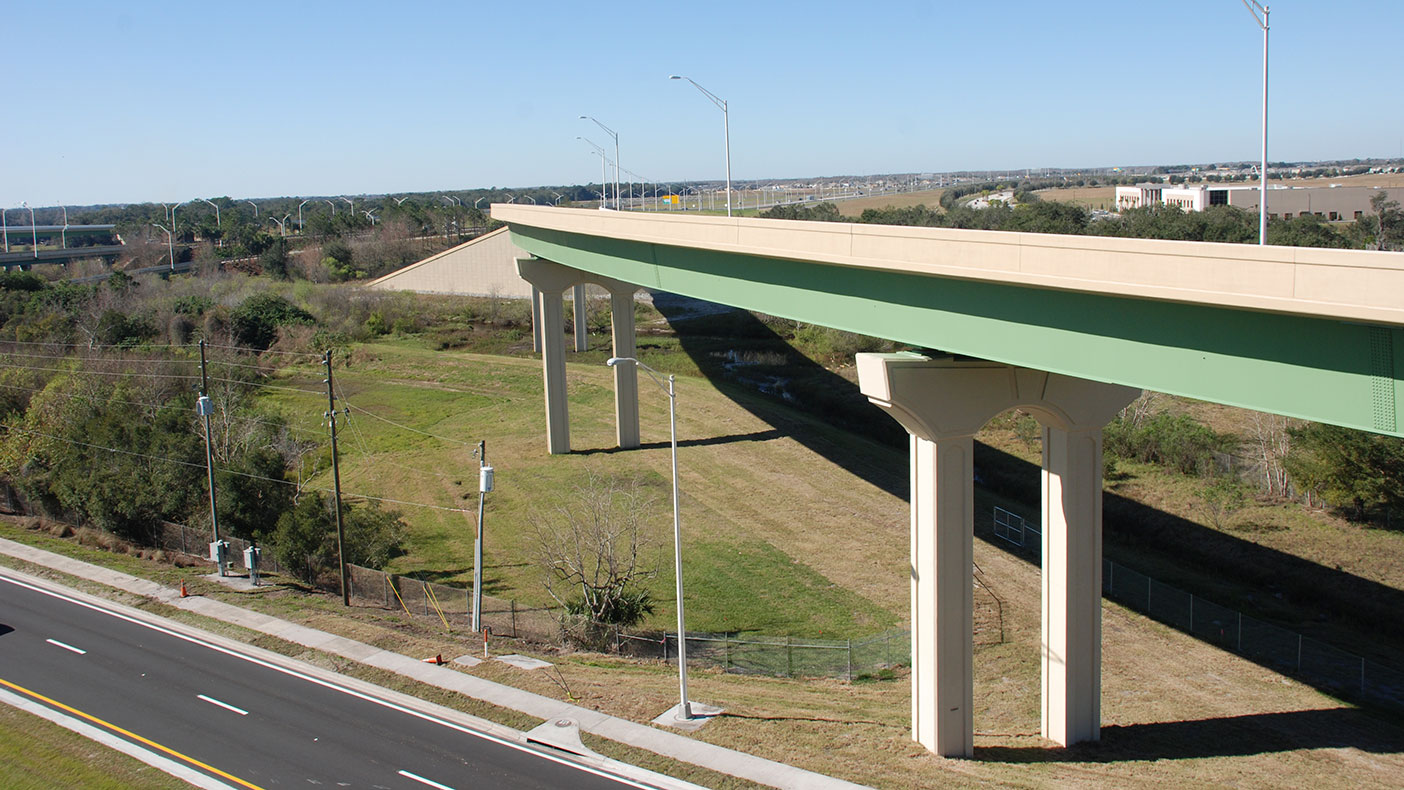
[4,0,1401,206]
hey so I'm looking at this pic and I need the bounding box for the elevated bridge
[491,204,1404,757]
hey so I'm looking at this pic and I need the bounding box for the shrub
[229,293,314,350]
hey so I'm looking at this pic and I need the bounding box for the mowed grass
[254,342,903,638]
[0,702,192,790]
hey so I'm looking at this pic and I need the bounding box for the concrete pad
[525,717,603,759]
[452,654,483,668]
[496,654,553,670]
[651,702,725,732]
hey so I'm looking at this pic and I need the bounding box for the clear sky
[4,0,1401,207]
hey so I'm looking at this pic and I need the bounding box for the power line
[341,400,473,446]
[0,339,202,351]
[0,361,198,381]
[3,425,472,514]
[197,341,323,359]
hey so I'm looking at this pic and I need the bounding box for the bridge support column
[518,258,576,454]
[572,284,589,352]
[531,285,543,353]
[857,352,1136,756]
[609,285,640,449]
[517,257,642,454]
[1041,424,1105,746]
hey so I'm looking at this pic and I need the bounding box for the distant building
[1114,183,1388,221]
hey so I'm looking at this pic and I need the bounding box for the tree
[1285,423,1404,522]
[229,293,314,350]
[1351,191,1403,251]
[533,475,659,644]
[1199,476,1249,530]
[271,492,406,584]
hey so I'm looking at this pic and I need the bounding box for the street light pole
[670,76,731,217]
[605,356,693,720]
[152,222,175,270]
[1242,0,1270,245]
[580,116,621,210]
[22,203,37,259]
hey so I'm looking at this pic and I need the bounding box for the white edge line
[45,638,87,655]
[198,694,249,716]
[0,574,657,790]
[398,769,457,790]
[0,686,239,790]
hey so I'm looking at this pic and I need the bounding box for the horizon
[6,0,1402,207]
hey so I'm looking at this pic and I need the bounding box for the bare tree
[533,474,660,641]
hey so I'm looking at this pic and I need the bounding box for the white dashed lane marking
[197,694,249,716]
[45,638,87,655]
[397,770,457,790]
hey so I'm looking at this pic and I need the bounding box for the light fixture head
[668,75,682,80]
[579,115,588,119]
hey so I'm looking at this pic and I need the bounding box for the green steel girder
[509,224,1404,438]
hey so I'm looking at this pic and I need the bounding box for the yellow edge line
[0,676,266,790]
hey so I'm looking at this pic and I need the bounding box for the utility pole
[324,351,349,606]
[471,441,492,633]
[197,340,224,576]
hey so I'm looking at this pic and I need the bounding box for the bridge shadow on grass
[648,291,1404,702]
[0,623,12,637]
[977,707,1402,762]
[573,428,786,455]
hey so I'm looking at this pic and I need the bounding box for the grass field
[829,188,948,216]
[0,701,192,790]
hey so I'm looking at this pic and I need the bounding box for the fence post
[466,588,471,624]
[847,639,853,683]
[787,636,793,677]
[383,572,390,609]
[1147,575,1153,611]
[1297,634,1303,671]
[725,634,731,671]
[663,633,669,664]
[1237,611,1242,652]
[1189,594,1194,633]
[1361,657,1367,695]
[1109,560,1115,596]
[511,599,517,638]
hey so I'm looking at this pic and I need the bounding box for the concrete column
[610,287,640,449]
[910,432,975,757]
[857,352,1137,756]
[537,287,570,454]
[518,258,583,455]
[531,285,542,353]
[572,284,588,352]
[1042,425,1105,746]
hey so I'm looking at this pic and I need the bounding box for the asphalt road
[0,572,655,790]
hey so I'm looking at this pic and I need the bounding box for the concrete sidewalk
[0,538,870,790]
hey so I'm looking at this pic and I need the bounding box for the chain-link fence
[990,505,1404,713]
[1103,557,1404,711]
[341,561,911,680]
[154,521,285,576]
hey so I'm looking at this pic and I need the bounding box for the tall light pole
[579,137,611,209]
[152,222,175,270]
[606,356,695,721]
[22,203,37,258]
[59,204,68,249]
[1242,0,1270,245]
[298,199,311,232]
[246,200,258,217]
[580,116,621,210]
[670,76,731,217]
[1,207,9,253]
[324,199,336,216]
[199,198,221,247]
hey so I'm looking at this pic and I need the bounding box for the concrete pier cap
[856,351,1138,757]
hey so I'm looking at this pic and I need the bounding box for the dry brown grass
[830,188,949,217]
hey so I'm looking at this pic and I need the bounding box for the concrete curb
[0,537,871,790]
